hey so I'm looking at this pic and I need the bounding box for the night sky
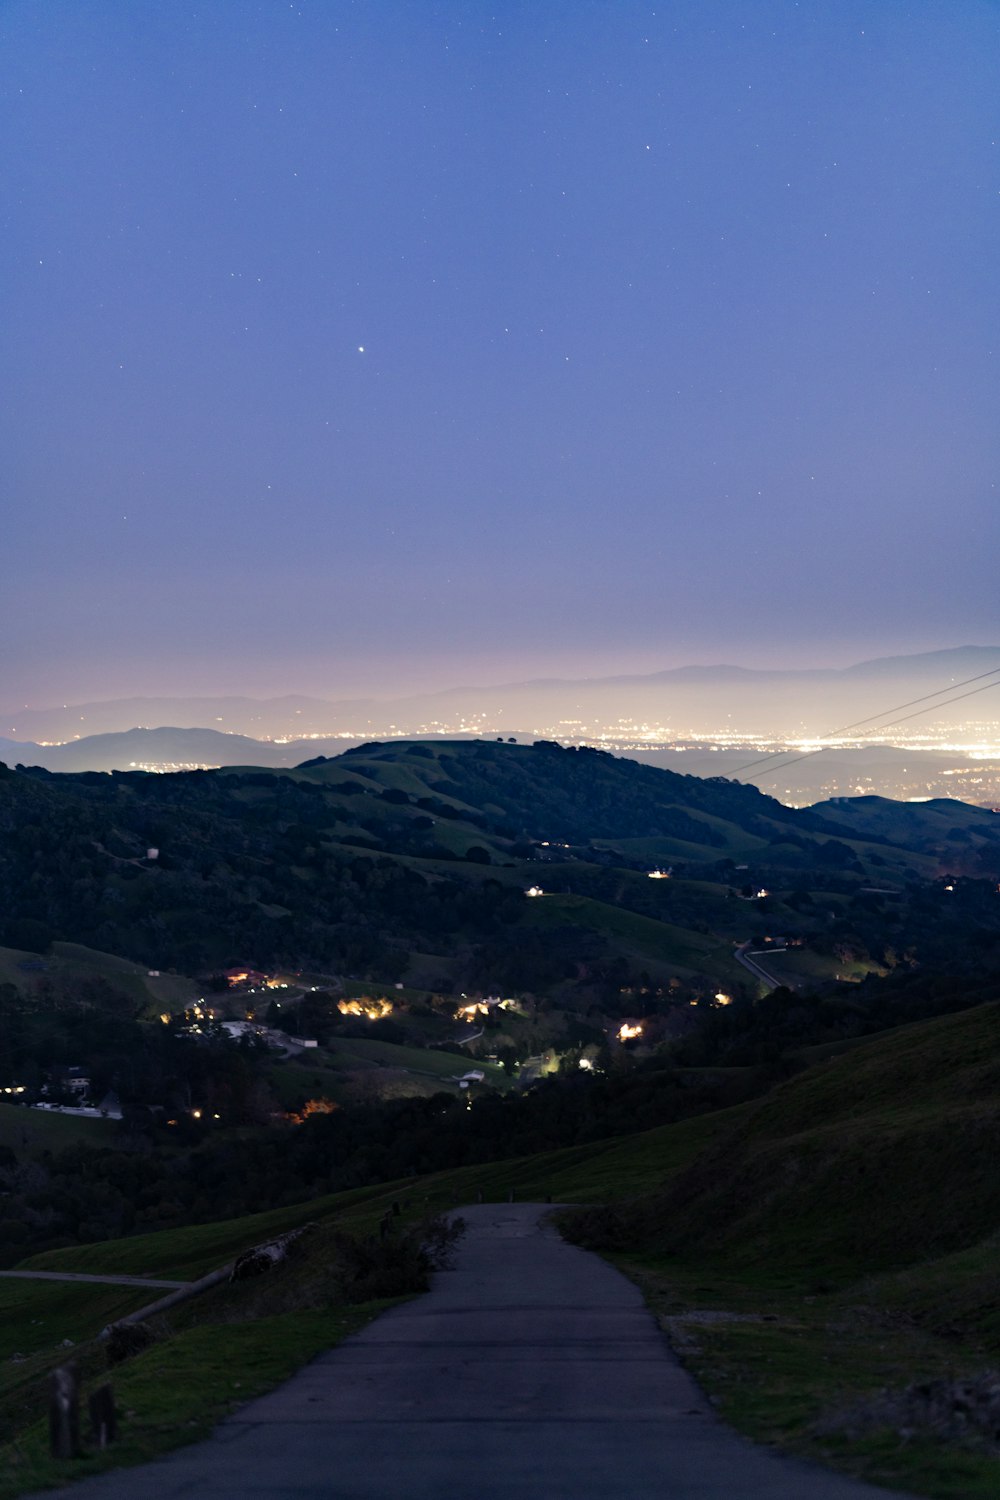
[3,1,998,708]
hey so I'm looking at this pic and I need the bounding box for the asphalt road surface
[734,940,785,992]
[30,1204,918,1499]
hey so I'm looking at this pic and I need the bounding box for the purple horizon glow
[2,1,998,710]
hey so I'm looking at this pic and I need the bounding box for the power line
[738,676,1000,786]
[730,663,1000,779]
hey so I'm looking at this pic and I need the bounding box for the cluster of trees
[0,979,278,1124]
[673,967,1000,1068]
[0,765,531,978]
[0,1054,752,1262]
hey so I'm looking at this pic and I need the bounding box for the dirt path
[27,1204,918,1498]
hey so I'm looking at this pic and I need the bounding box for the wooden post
[476,1187,483,1204]
[49,1364,81,1460]
[88,1383,117,1448]
[507,1188,515,1203]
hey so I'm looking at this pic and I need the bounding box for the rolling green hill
[2,740,997,999]
[0,1102,114,1156]
[556,1002,1000,1499]
[0,942,196,1016]
[575,1002,1000,1278]
[522,891,746,983]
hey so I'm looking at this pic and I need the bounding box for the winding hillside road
[32,1204,916,1499]
[734,940,787,991]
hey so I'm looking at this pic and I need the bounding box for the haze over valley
[6,646,999,806]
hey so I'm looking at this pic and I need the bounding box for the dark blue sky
[3,1,997,706]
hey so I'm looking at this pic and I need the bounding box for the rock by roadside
[815,1370,1000,1453]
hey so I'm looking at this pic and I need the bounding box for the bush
[335,1214,466,1302]
[105,1320,158,1366]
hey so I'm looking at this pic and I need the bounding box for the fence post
[88,1383,117,1449]
[49,1364,81,1460]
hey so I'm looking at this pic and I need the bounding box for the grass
[589,1003,1000,1281]
[268,1036,508,1107]
[338,978,437,1004]
[267,1058,353,1108]
[557,1003,1000,1498]
[0,1105,740,1495]
[759,946,884,986]
[523,892,746,984]
[0,1283,152,1369]
[0,1301,393,1499]
[0,1104,114,1157]
[0,943,197,1017]
[328,1036,507,1086]
[16,1183,400,1281]
[614,1251,1000,1500]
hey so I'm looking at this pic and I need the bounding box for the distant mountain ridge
[4,727,1000,813]
[5,646,1000,745]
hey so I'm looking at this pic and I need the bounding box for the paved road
[0,1271,188,1289]
[29,1204,917,1499]
[734,940,787,992]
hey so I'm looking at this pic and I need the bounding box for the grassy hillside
[0,942,196,1017]
[561,1003,1000,1499]
[0,1102,114,1156]
[613,1002,1000,1278]
[814,795,1000,849]
[523,891,747,983]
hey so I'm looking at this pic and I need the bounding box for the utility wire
[729,663,1000,779]
[735,676,1000,786]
